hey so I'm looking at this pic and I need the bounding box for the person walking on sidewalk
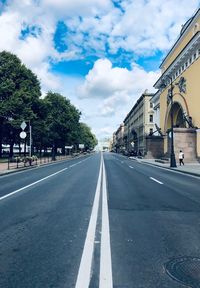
[179,150,184,166]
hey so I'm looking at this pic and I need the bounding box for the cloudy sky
[0,0,200,142]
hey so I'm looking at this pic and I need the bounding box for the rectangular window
[150,102,153,108]
[149,128,153,135]
[194,53,197,60]
[185,61,188,68]
[149,115,153,122]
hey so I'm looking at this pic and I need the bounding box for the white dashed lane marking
[150,177,163,185]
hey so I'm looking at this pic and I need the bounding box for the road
[0,152,200,288]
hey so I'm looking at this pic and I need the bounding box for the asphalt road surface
[0,152,200,288]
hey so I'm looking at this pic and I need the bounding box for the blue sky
[0,0,200,141]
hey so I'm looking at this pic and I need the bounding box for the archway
[166,102,186,130]
[165,102,197,161]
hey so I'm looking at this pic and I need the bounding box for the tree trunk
[19,142,21,156]
[0,119,4,158]
[9,141,14,158]
[0,135,2,159]
[24,138,27,156]
[52,144,56,161]
[62,146,65,155]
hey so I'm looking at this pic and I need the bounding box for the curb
[0,165,38,176]
[140,160,200,178]
[128,156,200,178]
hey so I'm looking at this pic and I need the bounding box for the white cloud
[109,0,200,54]
[78,58,160,117]
[78,58,137,99]
[42,0,112,17]
[1,0,200,139]
[70,57,160,139]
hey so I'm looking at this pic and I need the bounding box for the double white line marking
[75,154,113,288]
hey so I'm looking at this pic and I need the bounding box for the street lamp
[160,75,177,168]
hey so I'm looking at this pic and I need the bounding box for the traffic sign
[20,121,27,130]
[20,131,27,139]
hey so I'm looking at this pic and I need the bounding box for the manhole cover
[165,257,200,288]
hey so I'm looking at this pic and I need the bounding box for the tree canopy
[0,51,41,157]
[78,123,98,150]
[0,51,98,157]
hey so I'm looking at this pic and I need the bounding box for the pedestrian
[178,150,184,166]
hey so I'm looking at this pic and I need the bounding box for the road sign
[79,144,84,149]
[20,131,27,139]
[65,146,73,149]
[20,121,27,130]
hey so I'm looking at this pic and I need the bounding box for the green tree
[78,123,98,150]
[0,51,41,157]
[43,92,81,158]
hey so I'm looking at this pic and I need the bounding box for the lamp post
[29,120,32,157]
[168,80,177,167]
[160,75,177,168]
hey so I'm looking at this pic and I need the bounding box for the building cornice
[150,90,161,104]
[123,93,154,123]
[160,8,200,69]
[154,31,200,89]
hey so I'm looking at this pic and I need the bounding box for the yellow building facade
[154,8,200,161]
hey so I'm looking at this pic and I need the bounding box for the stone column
[172,128,197,162]
[145,136,164,159]
[196,129,200,160]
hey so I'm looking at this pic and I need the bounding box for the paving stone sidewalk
[129,157,200,177]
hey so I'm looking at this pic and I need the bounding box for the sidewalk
[129,157,200,177]
[0,155,76,176]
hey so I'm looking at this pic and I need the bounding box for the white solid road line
[99,157,113,288]
[0,167,69,201]
[150,177,163,185]
[75,155,103,288]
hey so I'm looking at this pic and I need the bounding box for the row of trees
[0,51,98,158]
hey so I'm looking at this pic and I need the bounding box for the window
[149,115,153,123]
[185,61,188,68]
[194,53,197,60]
[150,102,153,108]
[149,128,153,135]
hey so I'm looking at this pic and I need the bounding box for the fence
[5,155,72,171]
